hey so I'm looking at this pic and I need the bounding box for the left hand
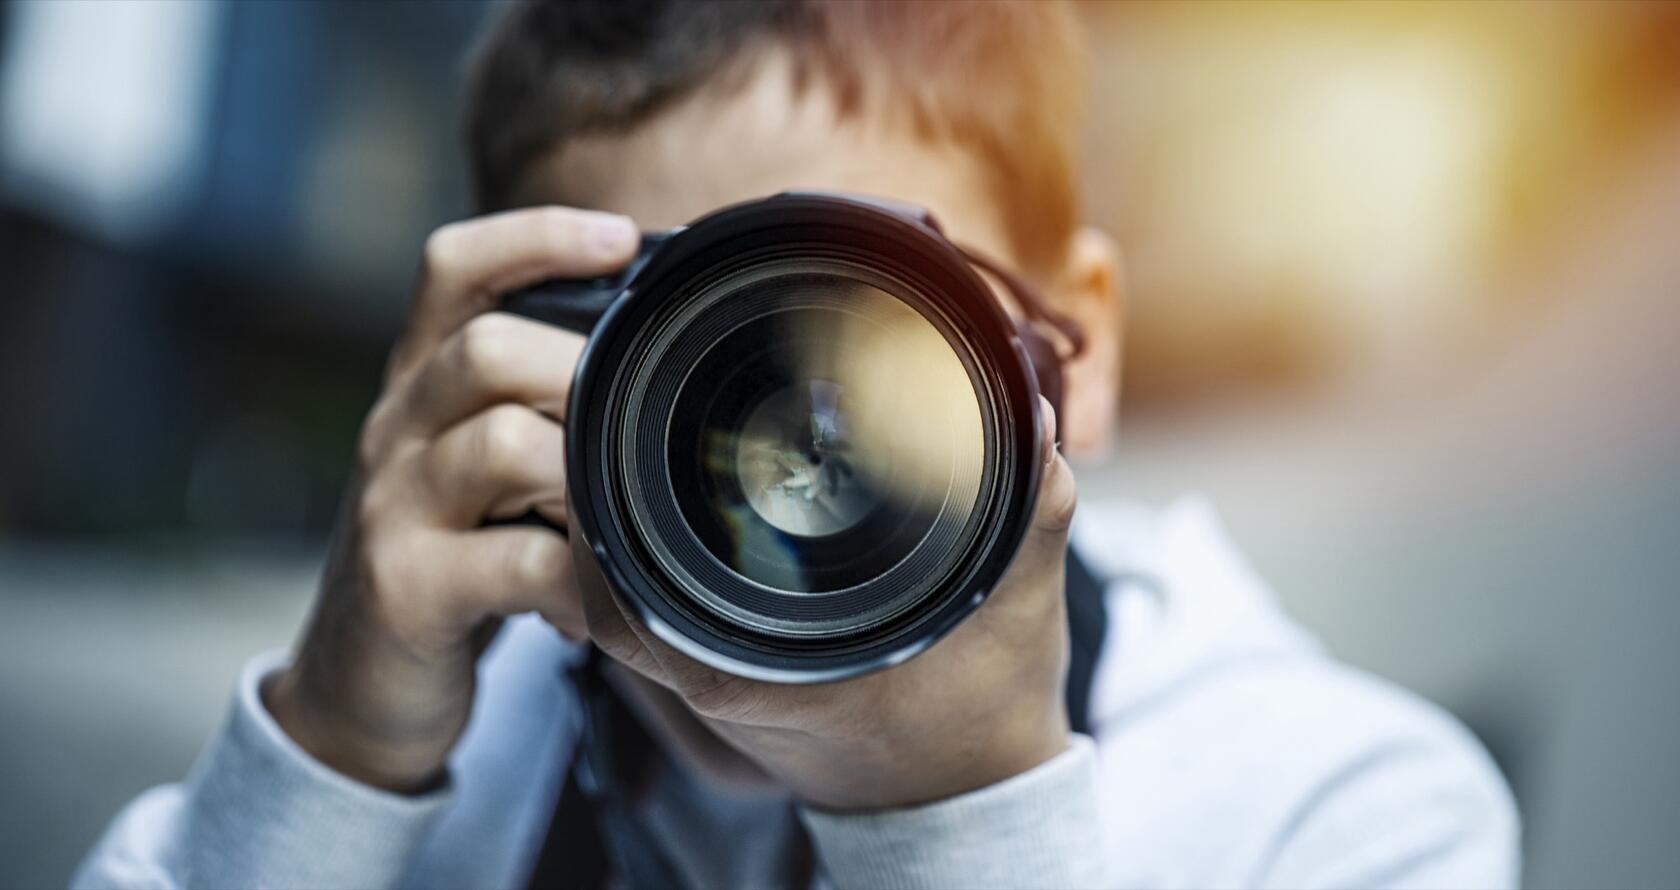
[574,397,1077,811]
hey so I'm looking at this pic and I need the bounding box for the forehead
[525,51,1018,267]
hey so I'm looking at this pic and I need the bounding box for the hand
[573,398,1078,811]
[265,206,640,792]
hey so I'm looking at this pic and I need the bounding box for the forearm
[74,652,451,890]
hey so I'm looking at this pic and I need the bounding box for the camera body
[503,192,1063,683]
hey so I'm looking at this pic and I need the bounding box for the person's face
[524,50,1125,456]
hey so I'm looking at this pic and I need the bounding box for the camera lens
[732,379,873,539]
[615,258,994,643]
[516,194,1049,680]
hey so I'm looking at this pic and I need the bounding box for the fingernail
[593,215,637,255]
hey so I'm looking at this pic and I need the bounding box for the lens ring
[613,255,1001,643]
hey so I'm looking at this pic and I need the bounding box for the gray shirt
[74,497,1520,889]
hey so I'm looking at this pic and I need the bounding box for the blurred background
[2,1,1677,887]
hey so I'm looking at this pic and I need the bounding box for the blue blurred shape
[0,0,222,245]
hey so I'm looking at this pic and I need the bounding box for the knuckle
[355,430,384,478]
[354,485,381,531]
[536,207,588,254]
[354,467,403,530]
[455,312,519,383]
[479,404,538,481]
[510,533,567,589]
[356,400,399,472]
[420,224,464,278]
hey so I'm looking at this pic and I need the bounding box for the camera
[503,192,1080,683]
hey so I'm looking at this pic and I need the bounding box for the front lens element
[733,379,873,538]
[617,259,994,642]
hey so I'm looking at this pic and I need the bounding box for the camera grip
[500,231,677,334]
[501,278,620,334]
[490,233,674,536]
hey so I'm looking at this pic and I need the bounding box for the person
[75,2,1519,888]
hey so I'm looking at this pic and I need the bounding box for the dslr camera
[504,192,1080,683]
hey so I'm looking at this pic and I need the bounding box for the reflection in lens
[624,261,993,640]
[784,288,984,518]
[685,283,983,596]
[734,380,875,538]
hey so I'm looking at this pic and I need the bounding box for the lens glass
[733,379,874,539]
[619,259,993,640]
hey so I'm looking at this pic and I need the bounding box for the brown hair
[463,0,1086,276]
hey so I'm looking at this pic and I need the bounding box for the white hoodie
[74,497,1519,889]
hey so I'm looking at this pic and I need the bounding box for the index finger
[388,206,639,380]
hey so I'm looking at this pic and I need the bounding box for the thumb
[569,527,667,684]
[988,396,1078,606]
[1029,395,1078,537]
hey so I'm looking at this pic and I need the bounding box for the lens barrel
[562,194,1044,682]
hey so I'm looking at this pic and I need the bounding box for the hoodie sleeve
[798,734,1106,890]
[72,650,452,890]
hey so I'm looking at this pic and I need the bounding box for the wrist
[954,719,1074,803]
[264,660,452,794]
[783,709,1072,812]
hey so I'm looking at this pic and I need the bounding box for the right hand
[265,206,641,792]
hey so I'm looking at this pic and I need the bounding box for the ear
[1050,226,1124,458]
